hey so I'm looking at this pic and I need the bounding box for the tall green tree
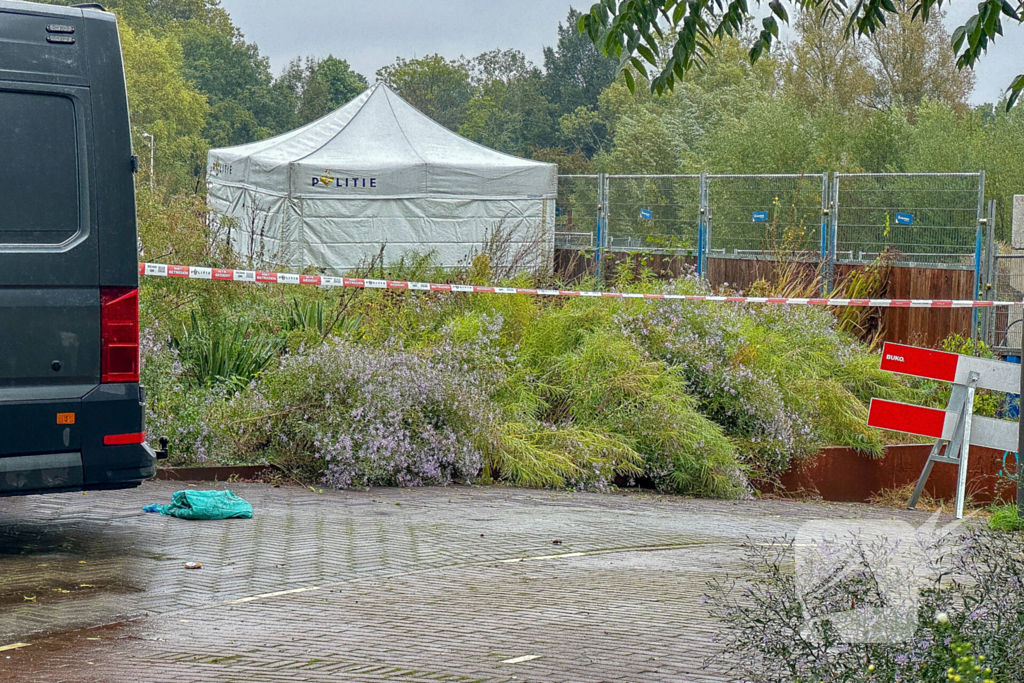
[469,48,535,86]
[970,105,1024,237]
[179,27,271,106]
[904,101,1024,238]
[119,24,209,191]
[543,8,619,121]
[203,100,267,148]
[784,9,873,113]
[177,26,287,144]
[377,55,473,131]
[557,106,608,157]
[459,50,556,156]
[296,56,368,125]
[850,106,912,172]
[864,1,974,112]
[594,37,782,173]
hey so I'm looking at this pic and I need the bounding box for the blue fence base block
[995,353,1018,482]
[998,355,1021,421]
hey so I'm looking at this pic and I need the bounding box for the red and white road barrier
[868,398,1018,453]
[879,342,1021,394]
[868,342,1022,519]
[139,263,1021,309]
[870,342,1021,453]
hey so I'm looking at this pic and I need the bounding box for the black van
[0,1,158,495]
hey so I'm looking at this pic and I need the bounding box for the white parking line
[224,586,321,605]
[0,643,29,652]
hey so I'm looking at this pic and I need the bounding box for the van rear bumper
[0,444,156,497]
[0,384,156,496]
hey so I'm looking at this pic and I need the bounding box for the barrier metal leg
[907,380,977,519]
[908,439,943,511]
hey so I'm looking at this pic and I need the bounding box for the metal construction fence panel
[605,174,701,254]
[706,173,827,260]
[555,174,599,250]
[992,253,1024,352]
[554,172,987,285]
[831,173,984,269]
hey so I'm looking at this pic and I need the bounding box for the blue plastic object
[145,490,253,520]
[1000,355,1021,420]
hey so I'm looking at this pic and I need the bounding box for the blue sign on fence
[640,208,653,220]
[895,212,914,225]
[752,211,768,223]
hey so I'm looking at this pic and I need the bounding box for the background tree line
[39,0,1024,238]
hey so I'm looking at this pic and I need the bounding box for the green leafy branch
[579,0,1024,109]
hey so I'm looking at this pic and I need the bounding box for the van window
[0,91,80,247]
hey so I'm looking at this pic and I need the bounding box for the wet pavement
[0,480,936,682]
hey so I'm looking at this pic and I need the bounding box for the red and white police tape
[139,262,1021,309]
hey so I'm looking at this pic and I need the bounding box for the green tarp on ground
[145,490,253,520]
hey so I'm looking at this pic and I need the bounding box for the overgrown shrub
[616,277,914,480]
[222,340,494,488]
[434,291,747,496]
[140,322,228,464]
[706,529,1024,683]
[139,240,921,495]
[172,311,285,388]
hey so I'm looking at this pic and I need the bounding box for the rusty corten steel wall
[774,444,1018,506]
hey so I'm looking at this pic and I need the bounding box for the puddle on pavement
[0,519,149,623]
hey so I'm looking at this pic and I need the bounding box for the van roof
[0,1,114,21]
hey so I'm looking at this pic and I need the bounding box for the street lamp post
[140,131,155,192]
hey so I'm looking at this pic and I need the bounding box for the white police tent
[207,82,557,273]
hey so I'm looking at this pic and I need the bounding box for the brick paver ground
[0,481,937,682]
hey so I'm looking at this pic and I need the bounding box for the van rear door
[0,2,153,495]
[0,8,99,457]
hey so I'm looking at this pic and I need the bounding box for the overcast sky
[217,0,1023,106]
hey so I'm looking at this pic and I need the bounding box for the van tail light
[104,432,145,446]
[100,287,139,384]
